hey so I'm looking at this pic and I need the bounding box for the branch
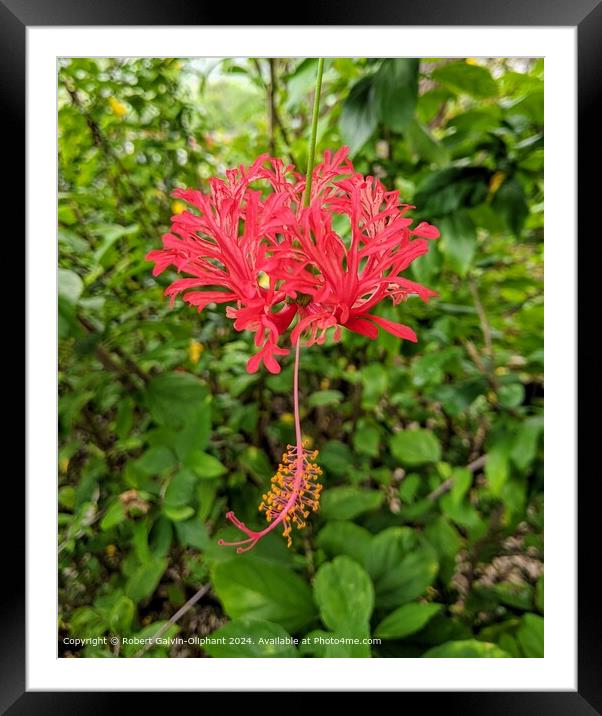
[134,583,211,657]
[427,454,487,502]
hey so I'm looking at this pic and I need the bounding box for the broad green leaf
[135,446,177,476]
[163,504,195,522]
[164,468,197,507]
[360,363,389,407]
[145,372,210,428]
[316,521,373,564]
[517,613,544,657]
[511,416,543,471]
[204,618,298,658]
[320,486,384,521]
[424,639,511,658]
[307,390,344,408]
[375,602,442,640]
[340,76,379,154]
[109,595,135,633]
[211,557,316,633]
[352,419,380,458]
[374,59,419,132]
[58,268,84,306]
[238,446,273,481]
[174,515,209,550]
[125,558,168,603]
[318,440,354,477]
[433,61,498,99]
[366,527,439,609]
[313,556,374,636]
[493,177,529,238]
[439,211,477,277]
[405,119,449,166]
[185,450,227,479]
[390,429,441,466]
[485,445,510,497]
[100,500,126,531]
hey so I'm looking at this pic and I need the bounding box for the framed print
[7,0,599,708]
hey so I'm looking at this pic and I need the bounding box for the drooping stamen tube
[218,339,322,553]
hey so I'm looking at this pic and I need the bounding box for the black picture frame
[9,0,599,709]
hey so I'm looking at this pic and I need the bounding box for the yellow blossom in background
[105,544,117,558]
[489,171,506,195]
[108,96,127,118]
[188,340,204,364]
[279,412,295,425]
[465,57,480,66]
[59,456,70,474]
[171,200,187,215]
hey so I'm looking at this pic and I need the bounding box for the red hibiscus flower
[276,148,440,346]
[146,155,303,374]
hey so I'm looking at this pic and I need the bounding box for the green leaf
[174,515,209,550]
[164,468,197,507]
[173,408,212,460]
[145,372,210,428]
[352,419,380,458]
[405,119,449,166]
[485,445,510,497]
[185,450,227,479]
[439,211,477,277]
[163,504,195,522]
[58,268,84,338]
[517,613,544,657]
[448,467,472,504]
[204,618,298,658]
[414,166,490,217]
[93,223,139,266]
[313,556,374,636]
[493,178,529,238]
[375,602,442,640]
[316,521,373,564]
[498,383,525,409]
[125,558,168,603]
[320,486,384,521]
[340,76,379,155]
[366,527,439,609]
[424,639,511,658]
[390,429,441,466]
[374,58,419,132]
[211,557,316,633]
[58,268,84,306]
[307,390,344,408]
[360,363,389,407]
[109,595,135,633]
[238,446,272,481]
[433,61,498,99]
[318,440,354,477]
[511,416,543,471]
[135,446,177,476]
[100,500,126,531]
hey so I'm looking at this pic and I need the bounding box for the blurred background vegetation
[58,57,544,658]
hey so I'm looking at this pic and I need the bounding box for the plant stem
[303,58,325,207]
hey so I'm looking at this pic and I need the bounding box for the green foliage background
[58,57,544,658]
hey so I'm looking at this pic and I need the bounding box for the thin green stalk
[303,58,325,207]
